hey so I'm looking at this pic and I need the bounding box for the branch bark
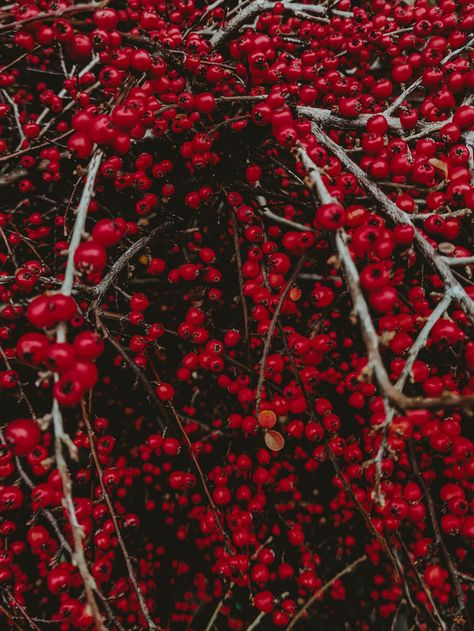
[209,0,349,48]
[0,2,106,32]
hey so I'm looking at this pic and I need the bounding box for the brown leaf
[264,430,285,451]
[428,158,448,179]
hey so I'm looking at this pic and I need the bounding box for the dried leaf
[438,242,455,255]
[428,158,448,179]
[264,430,285,451]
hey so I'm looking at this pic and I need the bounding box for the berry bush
[0,0,473,628]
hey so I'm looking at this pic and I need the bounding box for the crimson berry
[4,418,41,456]
[254,591,275,613]
[73,331,104,360]
[74,241,107,273]
[194,92,216,114]
[16,332,49,363]
[315,203,346,230]
[156,383,174,401]
[91,218,126,247]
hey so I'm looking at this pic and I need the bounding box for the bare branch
[231,212,251,365]
[93,221,172,304]
[443,256,474,267]
[94,313,167,432]
[396,535,448,631]
[61,151,103,297]
[256,196,315,232]
[145,355,233,553]
[2,89,25,147]
[310,125,474,323]
[299,106,402,134]
[384,36,474,116]
[297,141,474,411]
[52,397,108,631]
[210,0,270,47]
[209,0,350,48]
[49,151,107,631]
[0,2,106,32]
[246,611,266,631]
[395,294,452,390]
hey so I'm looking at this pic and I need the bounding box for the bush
[0,0,473,629]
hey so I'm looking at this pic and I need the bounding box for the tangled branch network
[0,0,473,629]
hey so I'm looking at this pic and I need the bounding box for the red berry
[156,383,174,401]
[4,418,41,455]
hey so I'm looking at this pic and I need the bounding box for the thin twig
[297,141,474,411]
[93,222,172,304]
[285,555,367,630]
[209,0,345,47]
[4,592,42,631]
[396,535,447,631]
[310,125,474,324]
[0,2,105,32]
[231,212,251,365]
[395,295,451,389]
[81,402,161,631]
[146,355,233,553]
[203,537,273,631]
[408,441,471,627]
[384,36,474,116]
[2,89,25,146]
[61,151,103,297]
[94,313,167,431]
[246,611,266,631]
[255,253,308,415]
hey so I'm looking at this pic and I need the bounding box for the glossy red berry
[4,418,41,455]
[314,203,346,230]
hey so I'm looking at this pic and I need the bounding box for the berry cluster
[0,0,473,629]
